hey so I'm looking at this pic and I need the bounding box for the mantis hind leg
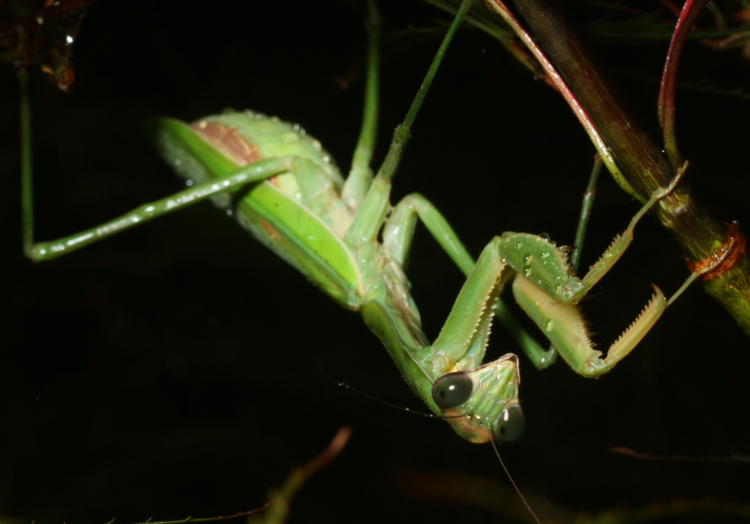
[383,193,556,369]
[18,74,302,263]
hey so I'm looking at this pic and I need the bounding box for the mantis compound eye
[432,372,473,409]
[493,404,525,443]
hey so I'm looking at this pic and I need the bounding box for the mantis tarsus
[19,1,704,447]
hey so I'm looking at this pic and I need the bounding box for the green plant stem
[509,0,750,336]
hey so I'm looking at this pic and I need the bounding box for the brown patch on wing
[192,120,262,166]
[260,219,281,242]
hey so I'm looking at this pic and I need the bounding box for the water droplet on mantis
[545,319,554,332]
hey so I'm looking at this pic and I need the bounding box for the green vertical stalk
[19,68,35,258]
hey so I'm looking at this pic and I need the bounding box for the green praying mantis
[18,0,707,445]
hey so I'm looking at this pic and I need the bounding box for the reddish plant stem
[658,0,710,168]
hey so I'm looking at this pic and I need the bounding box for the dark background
[2,1,750,522]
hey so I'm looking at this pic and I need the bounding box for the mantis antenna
[491,439,542,524]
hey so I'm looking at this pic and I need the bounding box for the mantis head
[431,354,524,444]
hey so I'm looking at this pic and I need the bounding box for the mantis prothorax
[20,0,699,444]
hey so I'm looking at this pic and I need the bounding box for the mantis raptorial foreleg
[383,193,556,369]
[423,168,695,442]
